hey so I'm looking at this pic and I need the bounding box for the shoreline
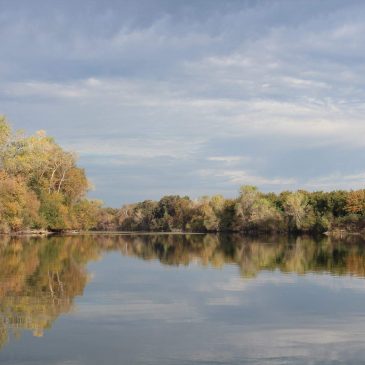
[2,229,365,239]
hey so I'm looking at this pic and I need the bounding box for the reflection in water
[0,233,365,352]
[0,236,99,348]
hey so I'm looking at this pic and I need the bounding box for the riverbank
[2,229,52,236]
[3,227,365,240]
[327,216,365,239]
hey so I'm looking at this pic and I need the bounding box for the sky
[1,0,365,207]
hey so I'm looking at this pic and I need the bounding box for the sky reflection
[0,234,365,364]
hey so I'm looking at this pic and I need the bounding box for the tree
[71,200,102,230]
[233,186,283,232]
[0,116,11,151]
[0,118,93,232]
[283,192,308,231]
[0,172,40,232]
[39,192,70,230]
[346,190,365,215]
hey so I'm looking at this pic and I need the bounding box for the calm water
[1,234,365,364]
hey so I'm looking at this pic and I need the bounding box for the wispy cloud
[64,136,205,160]
[199,169,296,186]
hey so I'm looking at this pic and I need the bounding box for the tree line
[1,116,365,234]
[101,186,365,234]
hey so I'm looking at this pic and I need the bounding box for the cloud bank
[1,0,365,205]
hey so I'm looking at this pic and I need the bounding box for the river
[0,234,365,364]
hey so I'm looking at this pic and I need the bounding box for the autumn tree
[346,190,365,215]
[0,172,40,233]
[233,186,283,232]
[0,117,100,232]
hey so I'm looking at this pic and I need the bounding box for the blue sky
[1,0,365,206]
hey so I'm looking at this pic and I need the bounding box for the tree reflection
[0,235,100,348]
[0,233,365,349]
[113,234,365,278]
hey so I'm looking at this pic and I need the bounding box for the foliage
[0,171,41,232]
[112,186,365,234]
[0,117,100,232]
[346,190,365,215]
[1,116,365,234]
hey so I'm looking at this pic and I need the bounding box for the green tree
[233,186,283,232]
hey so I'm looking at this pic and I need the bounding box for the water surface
[1,234,365,364]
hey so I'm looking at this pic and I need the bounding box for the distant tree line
[96,186,365,234]
[1,116,365,235]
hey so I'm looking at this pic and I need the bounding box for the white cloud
[64,137,205,160]
[305,172,365,190]
[199,169,296,186]
[2,1,365,204]
[207,156,249,165]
